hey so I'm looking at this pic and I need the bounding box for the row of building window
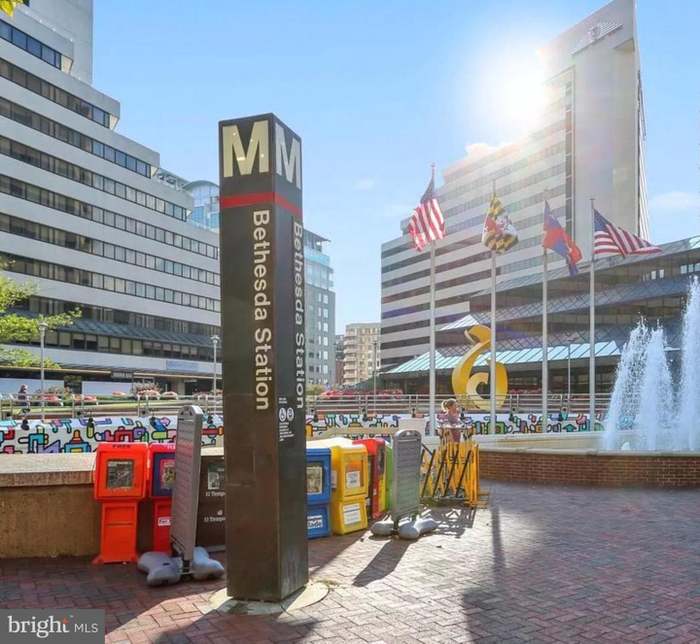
[20,296,220,338]
[378,312,458,337]
[0,175,218,260]
[0,212,220,286]
[440,118,569,190]
[4,253,221,312]
[0,96,151,177]
[0,135,186,220]
[383,180,566,276]
[382,237,552,319]
[21,331,214,362]
[383,204,565,292]
[382,140,570,259]
[0,57,111,127]
[0,18,64,70]
[440,139,567,204]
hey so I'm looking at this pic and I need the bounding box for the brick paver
[2,482,700,643]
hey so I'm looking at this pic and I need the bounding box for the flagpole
[490,250,497,435]
[428,241,436,436]
[428,164,437,437]
[542,224,548,436]
[589,198,596,431]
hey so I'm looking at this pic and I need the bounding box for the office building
[343,323,380,387]
[385,236,700,397]
[380,0,647,368]
[304,229,336,387]
[0,0,220,394]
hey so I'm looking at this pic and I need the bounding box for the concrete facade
[342,323,380,387]
[0,1,221,393]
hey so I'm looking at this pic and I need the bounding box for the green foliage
[306,383,326,397]
[0,262,81,367]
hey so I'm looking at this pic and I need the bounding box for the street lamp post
[567,343,572,401]
[372,339,378,415]
[211,335,220,412]
[38,321,48,423]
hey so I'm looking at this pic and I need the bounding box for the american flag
[407,177,445,252]
[593,210,661,257]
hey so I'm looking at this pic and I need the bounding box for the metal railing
[306,393,612,417]
[0,391,612,420]
[0,392,222,420]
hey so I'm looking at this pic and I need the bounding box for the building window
[3,253,220,313]
[0,58,110,126]
[0,97,151,177]
[0,19,64,70]
[0,175,217,260]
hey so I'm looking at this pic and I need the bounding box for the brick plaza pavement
[1,482,699,643]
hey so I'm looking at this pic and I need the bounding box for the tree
[0,262,80,367]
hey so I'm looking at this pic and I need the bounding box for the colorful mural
[0,410,601,454]
[0,414,224,454]
[305,411,602,436]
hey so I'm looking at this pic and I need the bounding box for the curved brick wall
[479,448,700,488]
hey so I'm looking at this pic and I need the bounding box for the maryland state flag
[0,0,23,16]
[482,194,518,253]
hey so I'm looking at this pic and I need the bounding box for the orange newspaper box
[93,442,148,564]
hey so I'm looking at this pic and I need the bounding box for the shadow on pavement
[352,538,412,587]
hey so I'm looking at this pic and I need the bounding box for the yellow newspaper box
[330,444,369,534]
[330,444,368,502]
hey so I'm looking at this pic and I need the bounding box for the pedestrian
[440,398,462,443]
[17,384,30,414]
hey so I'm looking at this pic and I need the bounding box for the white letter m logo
[275,122,301,189]
[222,120,269,178]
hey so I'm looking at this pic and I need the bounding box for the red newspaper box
[93,442,148,564]
[353,438,386,519]
[148,443,176,553]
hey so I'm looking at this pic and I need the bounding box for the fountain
[603,278,700,451]
[476,280,700,487]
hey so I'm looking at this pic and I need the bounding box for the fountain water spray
[603,278,700,451]
[677,278,700,451]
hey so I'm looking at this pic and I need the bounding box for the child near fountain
[439,398,462,443]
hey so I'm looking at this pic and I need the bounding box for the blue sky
[93,1,700,330]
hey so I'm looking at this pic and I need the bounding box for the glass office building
[183,180,220,232]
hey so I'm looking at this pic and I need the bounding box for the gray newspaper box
[171,405,204,562]
[391,428,422,521]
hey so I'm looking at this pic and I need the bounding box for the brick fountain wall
[479,448,700,488]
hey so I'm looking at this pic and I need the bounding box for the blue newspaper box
[306,448,331,538]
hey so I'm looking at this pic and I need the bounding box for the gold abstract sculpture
[451,325,508,411]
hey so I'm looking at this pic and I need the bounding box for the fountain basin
[476,433,700,487]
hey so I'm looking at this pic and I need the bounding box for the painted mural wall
[0,411,601,454]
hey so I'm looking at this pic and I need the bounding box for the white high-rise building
[343,323,380,387]
[380,0,647,369]
[0,0,220,394]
